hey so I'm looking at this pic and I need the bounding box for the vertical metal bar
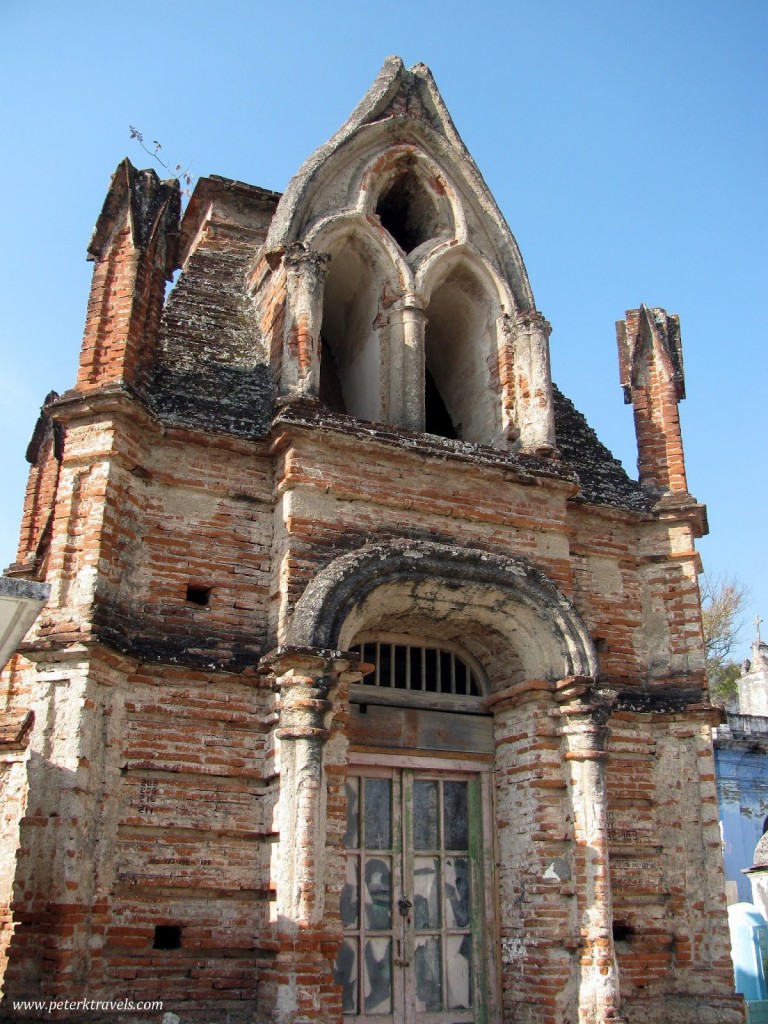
[359,778,365,1014]
[439,778,446,1011]
[399,770,410,1019]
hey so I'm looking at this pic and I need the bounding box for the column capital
[387,293,427,323]
[507,308,552,337]
[484,678,555,714]
[555,676,617,758]
[259,644,363,678]
[282,241,331,279]
[260,645,368,740]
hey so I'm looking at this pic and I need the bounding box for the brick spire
[76,159,181,394]
[617,305,688,494]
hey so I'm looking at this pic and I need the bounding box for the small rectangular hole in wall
[153,924,182,950]
[612,922,633,942]
[186,584,211,607]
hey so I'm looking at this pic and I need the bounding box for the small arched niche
[424,261,502,445]
[373,157,452,255]
[320,231,393,421]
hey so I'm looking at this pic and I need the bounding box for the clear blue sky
[1,0,765,661]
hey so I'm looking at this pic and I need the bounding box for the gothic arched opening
[424,263,501,445]
[319,234,385,422]
[375,169,443,254]
[318,336,346,413]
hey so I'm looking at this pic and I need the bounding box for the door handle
[394,938,410,968]
[398,897,413,917]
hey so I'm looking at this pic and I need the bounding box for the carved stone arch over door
[286,538,598,682]
[268,539,623,1023]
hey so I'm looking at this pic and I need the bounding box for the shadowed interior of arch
[319,235,382,420]
[425,262,500,445]
[375,167,444,253]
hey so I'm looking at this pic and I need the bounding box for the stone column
[510,309,557,455]
[497,314,521,448]
[259,646,363,1024]
[387,294,426,432]
[281,243,330,398]
[556,676,626,1024]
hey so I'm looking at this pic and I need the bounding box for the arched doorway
[284,540,598,1023]
[336,636,494,1022]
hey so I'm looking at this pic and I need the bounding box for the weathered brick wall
[12,395,63,577]
[0,394,725,1023]
[152,179,277,439]
[570,515,647,686]
[0,659,32,988]
[91,426,275,671]
[1,653,122,1003]
[270,420,706,699]
[101,664,272,1016]
[270,424,576,633]
[490,683,579,1023]
[253,256,288,387]
[1,651,273,1018]
[607,713,742,1021]
[569,510,707,690]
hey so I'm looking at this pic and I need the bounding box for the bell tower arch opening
[423,260,503,445]
[319,229,394,422]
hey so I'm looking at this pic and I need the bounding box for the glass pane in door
[414,934,442,1012]
[334,774,396,1017]
[337,770,481,1022]
[406,776,472,1015]
[364,937,393,1013]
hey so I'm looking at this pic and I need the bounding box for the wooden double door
[334,764,493,1024]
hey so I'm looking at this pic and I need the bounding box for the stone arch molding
[287,539,598,682]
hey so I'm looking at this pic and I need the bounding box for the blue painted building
[715,640,768,905]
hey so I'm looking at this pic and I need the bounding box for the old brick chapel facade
[0,58,743,1023]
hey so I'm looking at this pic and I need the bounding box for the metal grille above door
[351,641,484,698]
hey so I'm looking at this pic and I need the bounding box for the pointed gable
[254,57,555,452]
[266,56,534,312]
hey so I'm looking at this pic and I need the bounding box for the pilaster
[486,678,578,1024]
[280,243,330,398]
[77,159,180,395]
[617,306,688,494]
[556,676,626,1024]
[508,310,557,455]
[259,646,363,1024]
